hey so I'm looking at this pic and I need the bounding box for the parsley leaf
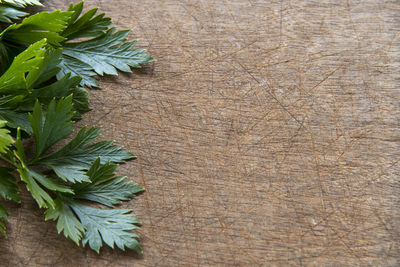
[27,97,133,184]
[45,197,85,245]
[37,126,134,183]
[0,0,41,25]
[17,167,73,208]
[16,167,54,209]
[62,1,111,41]
[72,204,141,253]
[43,155,142,252]
[0,40,89,133]
[63,28,153,75]
[0,106,31,133]
[0,166,19,202]
[0,0,42,8]
[60,28,153,87]
[73,158,144,207]
[0,120,13,153]
[57,55,99,88]
[0,0,41,23]
[0,38,47,94]
[31,75,89,112]
[46,195,142,253]
[30,97,75,158]
[0,5,27,23]
[0,10,72,46]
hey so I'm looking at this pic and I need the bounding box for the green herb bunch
[0,0,153,253]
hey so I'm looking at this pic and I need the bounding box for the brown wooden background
[1,0,400,266]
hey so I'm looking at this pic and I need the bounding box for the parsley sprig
[0,0,152,253]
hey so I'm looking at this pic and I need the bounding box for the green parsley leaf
[0,44,89,118]
[57,55,99,88]
[29,96,74,158]
[45,197,85,245]
[60,28,153,87]
[17,167,55,209]
[0,166,19,202]
[0,109,31,133]
[16,163,73,209]
[30,73,90,114]
[0,41,89,135]
[62,1,111,41]
[31,47,63,87]
[0,5,27,23]
[0,0,42,8]
[0,10,72,46]
[13,124,73,210]
[0,38,46,94]
[0,1,42,35]
[70,86,90,112]
[0,120,13,153]
[31,74,81,105]
[0,41,23,74]
[46,195,141,253]
[43,159,143,252]
[73,159,144,207]
[37,126,134,183]
[72,203,141,253]
[0,40,47,133]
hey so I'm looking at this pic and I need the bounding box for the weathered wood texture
[1,0,399,266]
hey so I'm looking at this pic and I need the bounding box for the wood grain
[1,0,399,266]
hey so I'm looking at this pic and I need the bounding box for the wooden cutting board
[1,0,399,266]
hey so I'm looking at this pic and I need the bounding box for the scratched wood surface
[0,0,399,266]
